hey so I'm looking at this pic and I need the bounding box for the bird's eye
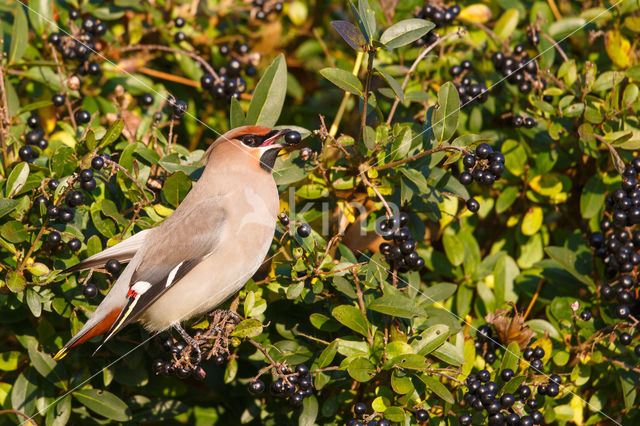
[241,135,259,147]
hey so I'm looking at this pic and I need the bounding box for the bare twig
[104,159,151,203]
[387,30,464,125]
[329,51,364,137]
[50,45,78,131]
[374,145,468,171]
[118,44,220,83]
[594,134,625,173]
[360,48,377,139]
[0,58,10,169]
[359,166,394,217]
[460,18,511,52]
[0,410,37,425]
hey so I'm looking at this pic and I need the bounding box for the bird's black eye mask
[240,131,280,148]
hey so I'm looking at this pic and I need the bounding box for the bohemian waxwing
[54,126,301,360]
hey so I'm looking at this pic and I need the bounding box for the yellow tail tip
[53,348,68,361]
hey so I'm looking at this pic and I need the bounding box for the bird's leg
[173,323,202,364]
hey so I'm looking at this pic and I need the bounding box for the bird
[54,125,301,360]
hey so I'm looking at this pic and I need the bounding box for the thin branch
[0,410,37,425]
[50,45,78,131]
[138,66,200,87]
[594,134,625,173]
[374,145,468,171]
[118,44,220,83]
[104,159,151,203]
[330,51,364,137]
[360,48,376,139]
[359,166,393,217]
[539,31,568,62]
[0,57,10,169]
[387,30,464,125]
[460,18,510,52]
[523,278,545,321]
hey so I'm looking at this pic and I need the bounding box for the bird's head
[204,125,302,172]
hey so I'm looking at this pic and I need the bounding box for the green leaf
[545,246,595,291]
[375,66,403,101]
[319,68,363,96]
[420,375,455,403]
[230,319,263,338]
[494,9,519,40]
[431,341,464,366]
[619,370,638,410]
[332,305,369,337]
[5,162,30,198]
[331,20,366,51]
[494,255,519,306]
[347,357,376,382]
[399,168,428,193]
[332,276,357,299]
[500,342,521,374]
[1,221,28,243]
[357,0,376,44]
[6,271,26,293]
[9,4,28,64]
[299,395,318,426]
[421,283,457,304]
[73,389,131,422]
[0,198,19,219]
[432,82,459,144]
[316,340,339,368]
[246,54,288,127]
[162,171,192,208]
[229,97,245,128]
[368,294,426,318]
[28,346,67,389]
[580,175,606,219]
[548,17,586,39]
[442,229,465,266]
[411,325,450,355]
[100,119,124,148]
[28,0,54,35]
[11,368,38,416]
[496,186,519,213]
[380,18,435,49]
[50,146,78,178]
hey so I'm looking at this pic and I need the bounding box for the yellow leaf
[571,395,585,425]
[529,174,563,196]
[153,204,174,217]
[337,201,357,224]
[521,207,543,236]
[458,4,492,23]
[605,30,631,69]
[506,214,521,227]
[49,130,76,148]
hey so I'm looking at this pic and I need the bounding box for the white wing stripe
[166,262,183,287]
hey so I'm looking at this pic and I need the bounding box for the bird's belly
[139,220,275,331]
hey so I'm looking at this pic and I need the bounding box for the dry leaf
[486,306,535,350]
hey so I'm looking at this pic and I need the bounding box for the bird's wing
[63,229,152,273]
[98,196,227,346]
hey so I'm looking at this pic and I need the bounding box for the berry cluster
[173,16,187,43]
[512,114,536,129]
[376,212,425,272]
[449,60,489,108]
[251,0,284,21]
[261,364,314,407]
[414,3,461,46]
[587,162,640,351]
[48,10,106,74]
[475,325,501,364]
[19,115,48,162]
[491,44,541,97]
[278,212,312,238]
[153,337,208,379]
[458,143,505,191]
[200,42,257,102]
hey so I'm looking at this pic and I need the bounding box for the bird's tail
[53,307,123,360]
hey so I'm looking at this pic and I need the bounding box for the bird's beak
[260,129,301,149]
[260,129,288,148]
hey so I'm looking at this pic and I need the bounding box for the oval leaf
[319,68,363,96]
[380,19,435,49]
[246,54,288,127]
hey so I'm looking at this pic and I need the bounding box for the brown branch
[50,45,78,131]
[359,166,393,217]
[104,159,151,203]
[0,410,37,425]
[118,44,220,83]
[387,30,464,125]
[138,66,200,88]
[374,145,468,171]
[0,58,10,169]
[594,134,625,173]
[360,48,376,139]
[523,278,545,321]
[539,31,568,62]
[460,18,510,52]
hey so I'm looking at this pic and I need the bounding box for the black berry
[106,259,121,274]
